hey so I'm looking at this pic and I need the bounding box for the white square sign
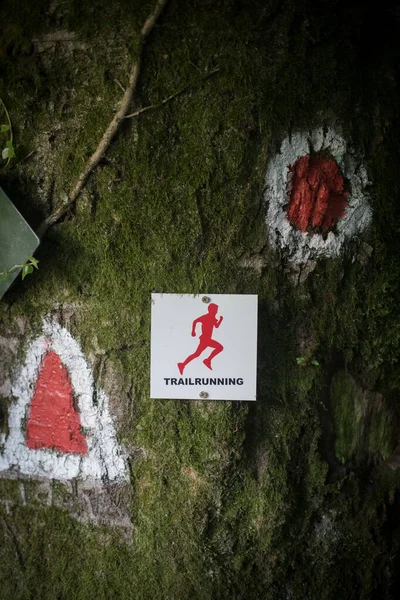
[150,294,258,401]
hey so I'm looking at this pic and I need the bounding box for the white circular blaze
[265,127,372,263]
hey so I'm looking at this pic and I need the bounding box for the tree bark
[0,1,399,598]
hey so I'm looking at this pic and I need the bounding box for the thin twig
[124,67,220,120]
[114,79,126,93]
[14,149,35,166]
[36,0,168,239]
[124,89,185,120]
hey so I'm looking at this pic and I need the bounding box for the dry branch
[36,0,168,239]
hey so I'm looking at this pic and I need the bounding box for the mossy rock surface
[1,1,400,599]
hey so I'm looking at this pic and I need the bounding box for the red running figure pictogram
[178,303,224,375]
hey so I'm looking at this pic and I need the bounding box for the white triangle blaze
[0,319,128,482]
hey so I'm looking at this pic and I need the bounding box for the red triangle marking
[26,350,87,455]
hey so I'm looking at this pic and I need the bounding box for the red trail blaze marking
[286,153,349,233]
[26,350,87,455]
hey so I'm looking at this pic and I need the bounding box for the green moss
[368,408,396,461]
[0,478,21,503]
[0,397,10,438]
[331,370,396,465]
[331,371,362,464]
[0,0,400,598]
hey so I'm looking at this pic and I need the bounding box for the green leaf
[21,264,33,280]
[28,256,39,269]
[5,140,15,158]
[311,359,320,366]
[0,124,9,133]
[0,270,8,281]
[60,191,69,203]
[296,357,306,365]
[2,147,9,159]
